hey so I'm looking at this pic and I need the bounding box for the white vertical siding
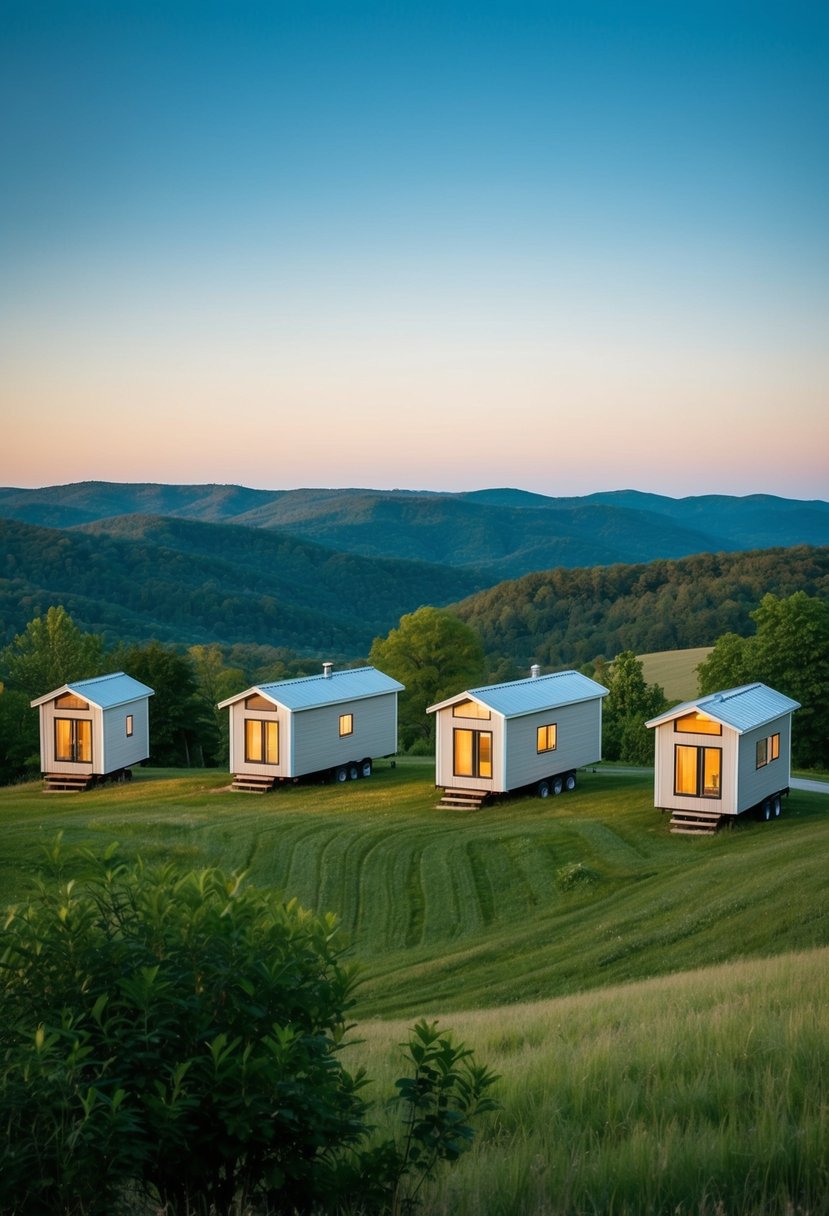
[735,715,793,813]
[228,692,397,779]
[292,693,398,776]
[101,698,151,773]
[652,723,738,815]
[503,699,603,791]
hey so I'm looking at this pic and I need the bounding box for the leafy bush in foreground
[0,840,497,1215]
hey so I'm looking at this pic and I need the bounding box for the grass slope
[2,763,827,1214]
[637,646,713,702]
[356,949,829,1214]
[1,762,826,1019]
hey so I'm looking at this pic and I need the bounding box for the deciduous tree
[369,607,486,750]
[0,605,104,699]
[602,651,666,765]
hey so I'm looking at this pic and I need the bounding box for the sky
[2,0,828,501]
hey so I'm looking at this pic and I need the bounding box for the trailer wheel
[552,776,563,796]
[537,780,550,798]
[773,795,782,818]
[348,763,360,781]
[761,800,772,821]
[335,766,348,783]
[360,758,373,778]
[564,772,577,792]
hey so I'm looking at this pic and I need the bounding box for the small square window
[339,713,353,737]
[537,723,557,753]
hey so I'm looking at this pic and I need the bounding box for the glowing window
[126,714,134,737]
[452,699,491,720]
[55,693,89,710]
[55,718,92,763]
[453,729,492,779]
[537,723,557,753]
[339,713,353,737]
[245,719,278,764]
[674,745,721,799]
[674,712,722,735]
[245,693,275,711]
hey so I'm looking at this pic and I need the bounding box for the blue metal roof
[646,683,800,734]
[219,666,404,713]
[428,670,608,719]
[31,672,154,709]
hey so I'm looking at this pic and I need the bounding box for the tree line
[2,586,828,785]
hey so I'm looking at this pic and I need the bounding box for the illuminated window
[245,719,278,764]
[126,714,134,737]
[674,712,722,735]
[55,718,92,763]
[452,699,491,720]
[756,733,780,768]
[674,745,721,798]
[537,723,557,753]
[55,693,89,710]
[339,713,353,737]
[453,729,492,778]
[245,693,275,711]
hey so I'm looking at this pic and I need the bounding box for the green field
[637,646,713,702]
[2,761,828,1213]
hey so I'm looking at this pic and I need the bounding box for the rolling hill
[1,482,827,577]
[0,515,484,653]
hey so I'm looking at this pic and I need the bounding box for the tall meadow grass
[353,949,829,1214]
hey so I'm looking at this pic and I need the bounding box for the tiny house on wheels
[31,672,154,792]
[646,683,800,834]
[219,663,404,792]
[428,666,608,809]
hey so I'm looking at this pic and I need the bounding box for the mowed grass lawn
[2,760,828,1213]
[1,759,827,1017]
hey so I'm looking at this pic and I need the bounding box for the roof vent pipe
[322,662,333,678]
[530,664,541,679]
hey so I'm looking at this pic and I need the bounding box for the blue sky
[2,1,827,499]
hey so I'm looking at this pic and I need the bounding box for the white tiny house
[428,667,608,808]
[31,672,154,791]
[218,664,404,791]
[646,683,800,832]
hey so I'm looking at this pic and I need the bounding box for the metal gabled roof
[218,666,404,713]
[428,670,608,719]
[646,683,800,734]
[31,672,154,710]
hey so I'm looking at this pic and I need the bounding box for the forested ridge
[0,515,484,654]
[452,546,829,669]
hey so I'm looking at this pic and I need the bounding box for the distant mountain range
[1,481,827,659]
[1,482,828,577]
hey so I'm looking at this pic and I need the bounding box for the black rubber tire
[335,766,348,783]
[537,780,550,798]
[565,773,577,792]
[552,776,563,796]
[361,758,373,778]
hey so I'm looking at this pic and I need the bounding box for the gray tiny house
[219,664,404,792]
[428,667,608,808]
[646,683,800,833]
[31,672,154,791]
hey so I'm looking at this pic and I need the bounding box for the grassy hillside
[1,764,827,1214]
[1,761,826,1018]
[356,950,829,1215]
[638,646,713,701]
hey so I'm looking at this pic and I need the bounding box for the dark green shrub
[0,839,497,1215]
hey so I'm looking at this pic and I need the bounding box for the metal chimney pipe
[530,664,541,679]
[322,662,333,678]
